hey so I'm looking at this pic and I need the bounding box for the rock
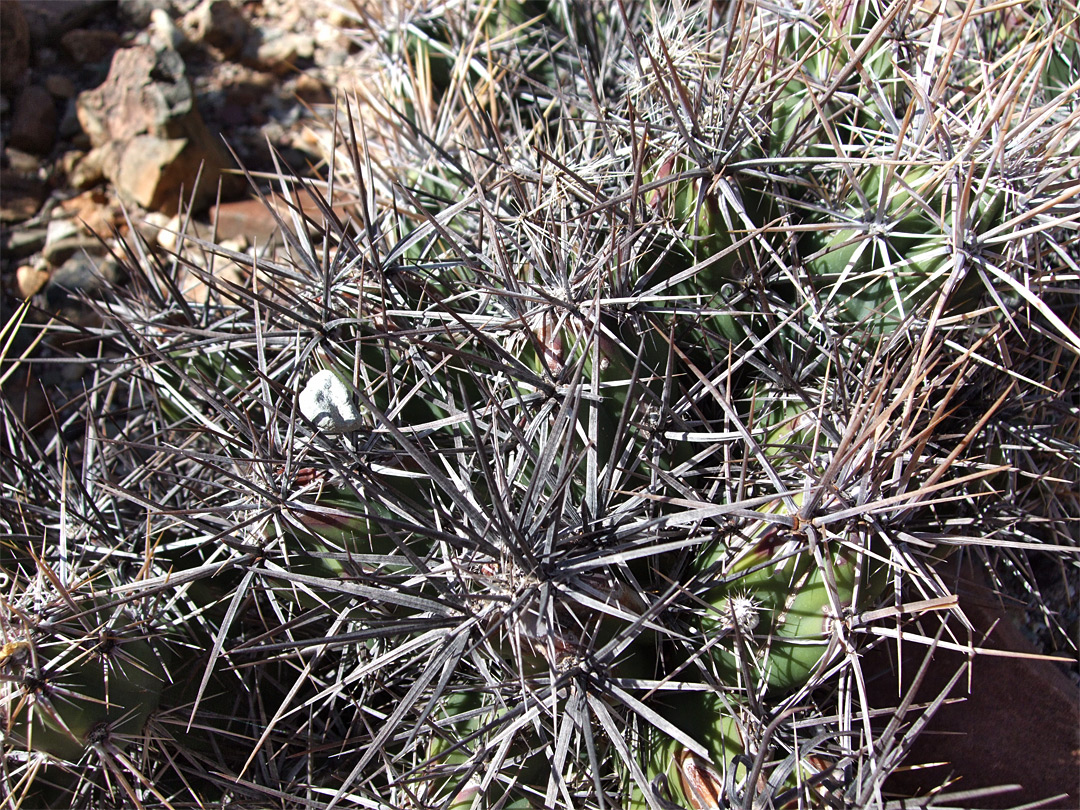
[154,213,186,252]
[16,264,50,298]
[292,73,331,105]
[0,169,47,223]
[57,100,87,140]
[35,47,58,69]
[209,197,282,245]
[117,134,210,212]
[4,147,41,175]
[185,0,249,58]
[45,252,119,313]
[320,5,361,30]
[149,8,185,52]
[253,31,316,74]
[19,1,112,45]
[866,561,1080,808]
[0,0,31,93]
[137,211,173,247]
[45,74,77,99]
[218,66,276,109]
[8,84,58,155]
[69,147,107,189]
[3,224,48,257]
[76,47,183,145]
[43,215,101,266]
[59,188,123,239]
[299,370,366,433]
[177,256,245,304]
[60,28,122,65]
[57,149,87,179]
[119,0,172,29]
[46,216,82,248]
[209,191,355,246]
[76,45,237,213]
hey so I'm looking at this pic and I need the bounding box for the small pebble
[5,148,41,175]
[16,264,50,299]
[299,370,365,433]
[44,74,76,99]
[156,214,185,251]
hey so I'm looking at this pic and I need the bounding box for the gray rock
[3,223,48,257]
[45,252,119,312]
[43,215,107,266]
[299,370,366,433]
[45,216,82,251]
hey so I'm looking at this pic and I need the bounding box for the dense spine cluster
[2,1,1077,808]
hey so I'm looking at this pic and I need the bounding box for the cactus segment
[628,693,744,810]
[424,690,548,809]
[5,621,170,762]
[695,490,869,694]
[770,2,901,158]
[800,163,1008,332]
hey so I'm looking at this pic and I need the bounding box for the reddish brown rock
[59,188,124,239]
[8,84,57,154]
[0,169,47,223]
[116,134,205,213]
[0,0,31,93]
[60,28,122,65]
[77,46,186,145]
[866,562,1079,808]
[44,73,77,99]
[208,197,282,245]
[209,191,356,246]
[75,45,236,213]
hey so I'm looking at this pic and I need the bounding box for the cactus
[2,1,1077,808]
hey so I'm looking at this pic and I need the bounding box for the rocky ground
[2,0,380,424]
